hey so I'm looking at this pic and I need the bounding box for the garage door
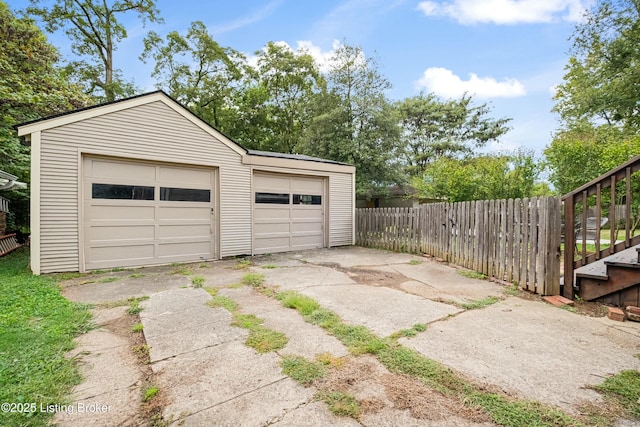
[253,172,325,254]
[82,157,215,270]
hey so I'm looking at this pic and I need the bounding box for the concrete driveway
[57,246,640,426]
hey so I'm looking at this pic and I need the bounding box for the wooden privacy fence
[356,197,562,295]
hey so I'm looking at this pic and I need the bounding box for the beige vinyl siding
[329,173,354,246]
[38,101,250,273]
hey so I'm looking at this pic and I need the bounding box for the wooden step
[576,244,640,306]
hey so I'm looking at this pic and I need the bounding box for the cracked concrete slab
[298,283,461,337]
[220,286,349,359]
[270,401,362,426]
[378,262,505,303]
[402,297,640,411]
[54,308,143,427]
[177,378,314,427]
[293,246,420,267]
[259,264,357,290]
[63,273,190,304]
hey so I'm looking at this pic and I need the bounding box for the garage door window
[160,187,210,202]
[92,183,154,200]
[293,194,322,205]
[255,192,290,204]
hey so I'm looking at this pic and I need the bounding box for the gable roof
[16,91,352,167]
[16,90,247,156]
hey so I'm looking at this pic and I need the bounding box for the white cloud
[415,67,526,99]
[416,0,591,25]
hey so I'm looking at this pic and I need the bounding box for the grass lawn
[0,248,91,427]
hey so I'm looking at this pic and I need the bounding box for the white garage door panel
[90,225,155,240]
[91,245,155,262]
[253,172,325,254]
[159,224,212,239]
[83,157,215,270]
[92,161,156,180]
[158,241,212,257]
[88,204,155,220]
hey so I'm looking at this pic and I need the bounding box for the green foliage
[413,150,542,202]
[27,0,162,101]
[251,41,325,154]
[281,355,327,386]
[0,1,91,230]
[131,323,144,332]
[544,122,640,195]
[0,249,91,427]
[396,93,510,177]
[141,21,245,131]
[301,43,403,196]
[554,0,640,132]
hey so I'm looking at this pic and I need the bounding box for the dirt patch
[315,355,492,424]
[313,262,410,289]
[101,311,167,426]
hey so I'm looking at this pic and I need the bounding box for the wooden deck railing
[562,154,640,299]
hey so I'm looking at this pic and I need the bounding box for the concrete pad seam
[148,339,237,364]
[142,318,233,339]
[170,376,290,423]
[71,380,140,402]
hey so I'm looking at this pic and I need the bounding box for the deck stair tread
[575,244,640,280]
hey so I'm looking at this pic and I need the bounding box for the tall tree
[251,42,325,153]
[548,0,640,194]
[553,0,640,131]
[27,0,162,101]
[141,21,244,132]
[396,93,510,176]
[302,44,401,196]
[0,1,90,229]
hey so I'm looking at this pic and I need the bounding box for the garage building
[17,91,355,274]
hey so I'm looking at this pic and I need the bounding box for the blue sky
[10,0,593,157]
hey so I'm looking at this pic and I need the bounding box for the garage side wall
[38,101,251,273]
[328,172,354,246]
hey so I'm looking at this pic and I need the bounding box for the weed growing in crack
[460,296,501,310]
[191,275,205,288]
[274,290,588,426]
[281,356,328,386]
[132,344,150,364]
[317,391,360,418]
[242,273,265,287]
[143,386,159,402]
[127,296,149,315]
